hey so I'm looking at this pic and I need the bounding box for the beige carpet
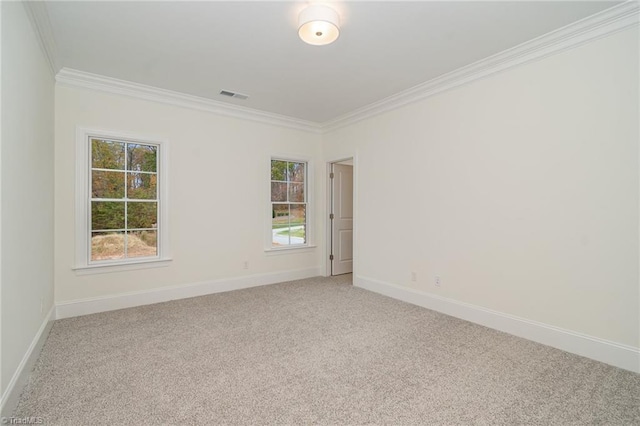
[14,275,640,425]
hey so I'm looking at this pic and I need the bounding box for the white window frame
[74,127,171,274]
[265,155,315,253]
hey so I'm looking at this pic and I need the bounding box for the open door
[330,162,353,275]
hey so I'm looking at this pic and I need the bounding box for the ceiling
[45,1,620,124]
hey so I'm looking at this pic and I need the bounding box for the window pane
[289,205,306,245]
[128,202,157,229]
[290,204,306,228]
[127,230,157,258]
[271,182,287,202]
[289,162,305,182]
[271,160,287,181]
[272,204,290,246]
[92,170,125,199]
[91,201,125,230]
[272,204,290,226]
[128,144,157,172]
[91,232,125,261]
[127,173,157,200]
[272,226,290,246]
[272,225,306,246]
[92,139,125,170]
[288,182,304,202]
[290,225,306,244]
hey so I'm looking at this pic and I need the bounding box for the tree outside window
[90,138,159,261]
[271,159,307,246]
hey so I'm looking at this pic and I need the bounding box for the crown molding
[56,69,323,134]
[51,1,637,134]
[23,1,60,77]
[321,1,640,133]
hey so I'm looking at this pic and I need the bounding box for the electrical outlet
[411,271,417,282]
[243,261,249,270]
[435,276,441,287]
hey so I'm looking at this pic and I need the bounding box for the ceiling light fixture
[298,4,340,46]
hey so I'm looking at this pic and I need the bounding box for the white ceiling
[45,1,619,123]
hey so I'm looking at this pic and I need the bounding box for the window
[75,128,169,273]
[271,159,308,247]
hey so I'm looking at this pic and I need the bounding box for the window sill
[73,258,173,275]
[264,245,317,256]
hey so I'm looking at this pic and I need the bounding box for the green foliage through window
[271,159,307,246]
[90,138,159,261]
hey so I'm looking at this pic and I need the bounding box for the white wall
[324,27,639,349]
[54,87,323,304]
[1,0,55,401]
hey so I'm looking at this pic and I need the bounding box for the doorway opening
[327,159,353,276]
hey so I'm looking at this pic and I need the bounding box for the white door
[331,163,353,275]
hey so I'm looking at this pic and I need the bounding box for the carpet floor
[14,275,640,425]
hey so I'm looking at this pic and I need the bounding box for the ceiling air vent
[219,90,249,100]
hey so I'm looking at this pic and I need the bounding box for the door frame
[325,156,357,277]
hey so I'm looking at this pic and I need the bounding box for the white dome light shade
[298,5,340,46]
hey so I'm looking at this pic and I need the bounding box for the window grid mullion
[88,139,93,263]
[92,228,157,233]
[156,151,160,257]
[92,167,156,175]
[287,161,291,245]
[92,198,157,202]
[124,142,129,259]
[287,204,292,245]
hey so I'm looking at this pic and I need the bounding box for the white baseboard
[355,275,640,374]
[56,267,322,319]
[0,307,55,418]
